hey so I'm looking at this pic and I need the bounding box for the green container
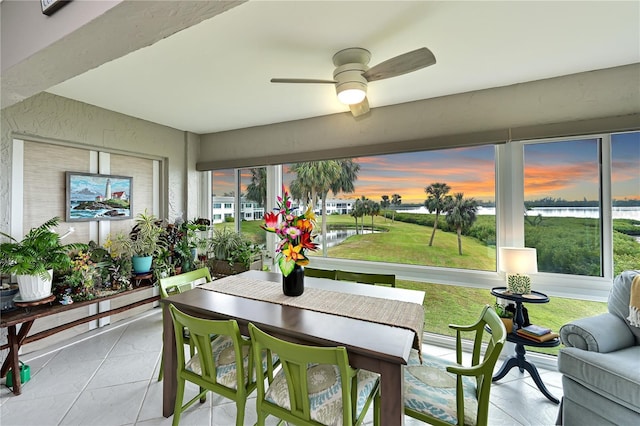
[6,361,30,387]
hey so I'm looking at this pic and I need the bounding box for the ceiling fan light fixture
[336,81,367,105]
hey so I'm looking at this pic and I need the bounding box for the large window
[209,131,639,298]
[523,139,602,276]
[523,134,640,277]
[283,145,497,271]
[611,132,640,273]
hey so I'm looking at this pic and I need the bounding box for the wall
[0,91,198,235]
[0,92,199,353]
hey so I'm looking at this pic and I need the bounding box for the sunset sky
[212,132,639,204]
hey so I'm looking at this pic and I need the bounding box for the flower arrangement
[262,188,318,277]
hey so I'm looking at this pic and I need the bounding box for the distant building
[323,199,354,215]
[212,196,354,223]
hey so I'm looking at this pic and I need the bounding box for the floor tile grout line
[57,318,140,426]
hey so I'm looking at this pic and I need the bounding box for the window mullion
[600,135,614,280]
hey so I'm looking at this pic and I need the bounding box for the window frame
[211,133,626,302]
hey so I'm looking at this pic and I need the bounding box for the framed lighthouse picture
[66,172,133,222]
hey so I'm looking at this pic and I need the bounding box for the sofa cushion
[558,346,640,412]
[608,270,640,344]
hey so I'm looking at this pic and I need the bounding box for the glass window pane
[524,139,601,276]
[611,132,640,274]
[240,167,266,245]
[212,169,236,228]
[282,146,496,271]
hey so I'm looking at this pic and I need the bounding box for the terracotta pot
[500,317,514,333]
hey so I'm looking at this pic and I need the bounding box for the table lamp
[500,247,537,294]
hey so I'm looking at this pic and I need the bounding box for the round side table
[490,287,560,404]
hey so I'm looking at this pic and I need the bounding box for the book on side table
[516,324,558,342]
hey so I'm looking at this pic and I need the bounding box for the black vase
[282,264,304,296]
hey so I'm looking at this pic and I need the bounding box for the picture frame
[66,172,133,222]
[41,0,70,16]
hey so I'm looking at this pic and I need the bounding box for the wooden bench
[0,285,159,395]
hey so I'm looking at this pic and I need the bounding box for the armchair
[557,270,640,426]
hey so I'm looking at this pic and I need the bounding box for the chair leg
[235,398,246,426]
[256,411,266,426]
[373,390,381,426]
[172,378,186,426]
[157,344,164,381]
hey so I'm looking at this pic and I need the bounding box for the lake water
[316,229,376,249]
[398,206,640,220]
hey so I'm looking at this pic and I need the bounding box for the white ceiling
[46,1,640,135]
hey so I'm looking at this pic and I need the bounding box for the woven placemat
[201,275,424,352]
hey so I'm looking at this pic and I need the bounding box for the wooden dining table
[161,270,426,425]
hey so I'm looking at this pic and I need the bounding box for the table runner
[200,275,424,354]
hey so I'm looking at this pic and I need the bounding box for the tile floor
[0,309,563,425]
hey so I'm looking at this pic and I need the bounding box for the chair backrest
[248,322,361,426]
[454,304,507,425]
[169,304,252,388]
[158,267,211,298]
[335,270,396,287]
[303,267,337,280]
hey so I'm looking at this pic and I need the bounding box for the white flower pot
[16,269,53,301]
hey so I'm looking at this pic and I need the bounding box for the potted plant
[104,232,134,289]
[129,210,164,274]
[495,302,515,333]
[0,217,86,301]
[208,227,262,276]
[153,246,175,281]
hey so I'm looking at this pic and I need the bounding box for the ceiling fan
[270,47,436,117]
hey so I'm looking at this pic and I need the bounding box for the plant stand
[13,294,56,311]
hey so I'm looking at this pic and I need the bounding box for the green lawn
[241,213,609,355]
[321,215,607,355]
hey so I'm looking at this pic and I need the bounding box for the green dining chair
[335,270,396,287]
[303,267,337,279]
[248,322,380,426]
[403,304,507,426]
[157,267,212,381]
[169,305,278,426]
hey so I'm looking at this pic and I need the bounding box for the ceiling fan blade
[363,47,436,82]
[270,78,336,84]
[349,97,370,117]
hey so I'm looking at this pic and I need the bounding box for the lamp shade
[500,247,538,274]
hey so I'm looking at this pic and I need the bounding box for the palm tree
[425,182,451,246]
[369,201,380,230]
[380,195,390,221]
[351,198,363,234]
[359,196,370,234]
[444,192,479,255]
[245,168,267,206]
[330,159,360,196]
[289,161,342,255]
[391,193,402,223]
